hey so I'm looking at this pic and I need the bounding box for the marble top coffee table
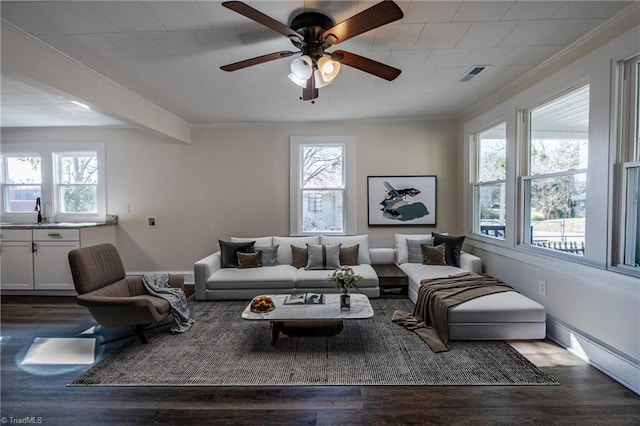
[242,293,374,344]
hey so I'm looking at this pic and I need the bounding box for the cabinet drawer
[33,229,79,241]
[0,229,32,241]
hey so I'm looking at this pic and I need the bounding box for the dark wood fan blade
[222,1,303,41]
[302,76,318,101]
[322,1,403,45]
[220,51,295,71]
[331,50,401,81]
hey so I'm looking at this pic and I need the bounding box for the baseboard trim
[546,315,639,395]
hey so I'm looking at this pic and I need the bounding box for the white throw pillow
[320,234,371,264]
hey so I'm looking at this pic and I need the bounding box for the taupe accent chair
[68,243,184,344]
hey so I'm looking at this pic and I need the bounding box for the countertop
[1,222,113,229]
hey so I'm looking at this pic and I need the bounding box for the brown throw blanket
[392,272,514,352]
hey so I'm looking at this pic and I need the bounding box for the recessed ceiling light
[69,100,90,110]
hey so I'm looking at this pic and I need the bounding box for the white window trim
[1,143,106,223]
[290,136,356,236]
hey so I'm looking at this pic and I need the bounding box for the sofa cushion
[237,251,262,269]
[219,240,255,268]
[448,291,546,324]
[273,236,320,265]
[433,232,465,267]
[207,265,296,290]
[422,243,446,265]
[407,238,432,263]
[306,243,341,270]
[340,244,359,266]
[230,236,273,247]
[255,245,278,266]
[320,235,371,264]
[295,264,378,289]
[395,234,435,264]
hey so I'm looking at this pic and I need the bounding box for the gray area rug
[70,299,558,386]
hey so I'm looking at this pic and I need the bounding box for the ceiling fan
[220,1,404,102]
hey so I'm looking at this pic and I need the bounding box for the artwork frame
[367,175,437,226]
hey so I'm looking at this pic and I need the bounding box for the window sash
[472,181,506,239]
[290,136,355,236]
[522,170,587,256]
[471,122,507,239]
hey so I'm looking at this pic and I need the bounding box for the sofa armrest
[194,252,221,300]
[460,252,482,273]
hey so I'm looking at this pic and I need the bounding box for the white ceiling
[0,1,633,127]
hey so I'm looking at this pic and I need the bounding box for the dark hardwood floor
[1,296,638,426]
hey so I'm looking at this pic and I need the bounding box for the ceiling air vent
[461,66,488,82]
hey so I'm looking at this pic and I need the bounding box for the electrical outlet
[538,279,547,299]
[147,217,157,228]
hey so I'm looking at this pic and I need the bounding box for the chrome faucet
[35,197,42,223]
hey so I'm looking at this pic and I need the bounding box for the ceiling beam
[1,22,191,144]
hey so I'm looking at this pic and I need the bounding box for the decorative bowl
[250,295,275,313]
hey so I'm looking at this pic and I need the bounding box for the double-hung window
[472,122,507,239]
[54,152,98,215]
[2,155,42,213]
[1,144,105,222]
[522,84,590,257]
[617,54,640,270]
[290,136,355,235]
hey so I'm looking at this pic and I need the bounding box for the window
[472,122,506,239]
[2,155,41,213]
[618,54,640,270]
[1,144,105,222]
[290,136,355,235]
[55,152,98,214]
[522,85,590,257]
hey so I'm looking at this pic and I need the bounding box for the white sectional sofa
[194,235,381,300]
[193,233,546,341]
[393,233,546,340]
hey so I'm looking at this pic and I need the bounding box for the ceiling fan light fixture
[288,73,308,88]
[317,57,340,83]
[313,69,332,88]
[290,55,313,80]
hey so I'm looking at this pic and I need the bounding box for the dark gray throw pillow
[219,240,255,268]
[432,232,465,267]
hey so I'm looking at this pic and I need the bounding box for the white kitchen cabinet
[0,229,34,290]
[33,229,80,290]
[1,225,116,293]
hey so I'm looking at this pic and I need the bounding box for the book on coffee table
[284,293,325,305]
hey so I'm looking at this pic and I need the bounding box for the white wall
[1,117,459,271]
[459,25,640,393]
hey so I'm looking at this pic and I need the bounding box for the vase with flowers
[327,266,363,311]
